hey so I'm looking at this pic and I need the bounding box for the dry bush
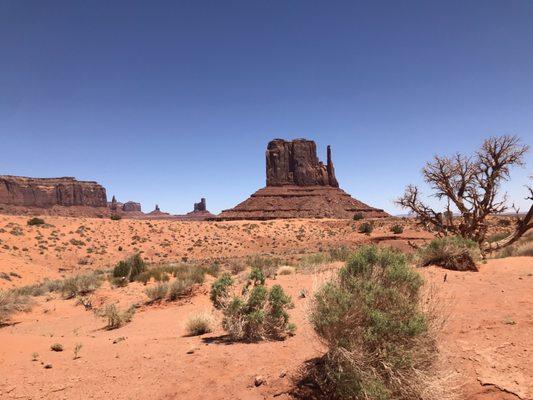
[247,255,282,278]
[61,273,103,299]
[397,135,532,254]
[417,236,480,271]
[278,266,296,275]
[102,304,135,330]
[186,312,214,336]
[145,283,168,302]
[308,246,443,400]
[0,291,32,324]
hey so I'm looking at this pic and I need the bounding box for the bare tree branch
[396,135,532,253]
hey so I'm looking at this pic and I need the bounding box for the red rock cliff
[0,176,108,208]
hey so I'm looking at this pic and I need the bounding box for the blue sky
[1,0,532,214]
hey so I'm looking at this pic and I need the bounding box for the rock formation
[185,198,214,220]
[266,139,339,187]
[194,198,207,212]
[215,139,388,220]
[122,201,142,212]
[0,176,107,208]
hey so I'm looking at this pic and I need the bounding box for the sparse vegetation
[186,312,214,336]
[0,290,32,324]
[102,304,136,330]
[73,343,83,359]
[247,255,282,278]
[61,273,103,299]
[110,214,122,221]
[417,236,480,271]
[145,283,169,302]
[309,246,439,400]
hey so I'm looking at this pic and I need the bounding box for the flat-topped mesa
[266,139,339,187]
[122,201,142,212]
[0,175,107,208]
[215,139,388,220]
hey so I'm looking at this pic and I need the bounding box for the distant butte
[215,139,388,220]
[0,175,107,208]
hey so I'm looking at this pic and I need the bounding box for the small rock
[254,376,265,387]
[44,364,53,369]
[279,370,287,378]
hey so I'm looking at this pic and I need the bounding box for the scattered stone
[254,375,265,387]
[44,364,53,369]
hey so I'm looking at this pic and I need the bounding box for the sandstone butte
[215,138,389,220]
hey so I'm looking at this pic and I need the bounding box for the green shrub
[186,312,214,336]
[110,214,122,221]
[390,224,404,234]
[27,217,45,226]
[210,273,234,309]
[102,304,135,330]
[353,212,364,221]
[210,268,294,341]
[358,222,373,234]
[112,254,146,282]
[145,283,168,302]
[417,236,479,271]
[309,246,437,400]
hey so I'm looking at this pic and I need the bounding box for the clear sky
[1,1,532,215]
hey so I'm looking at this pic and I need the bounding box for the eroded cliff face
[266,139,339,187]
[0,176,107,208]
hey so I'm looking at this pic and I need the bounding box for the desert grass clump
[328,246,351,262]
[61,273,103,299]
[0,290,32,324]
[309,246,438,400]
[102,303,135,330]
[210,268,294,341]
[186,312,214,336]
[417,236,480,271]
[27,217,45,226]
[277,266,295,275]
[145,283,169,302]
[247,255,282,278]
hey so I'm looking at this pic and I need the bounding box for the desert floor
[0,215,531,400]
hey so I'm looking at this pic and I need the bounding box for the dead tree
[396,135,532,253]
